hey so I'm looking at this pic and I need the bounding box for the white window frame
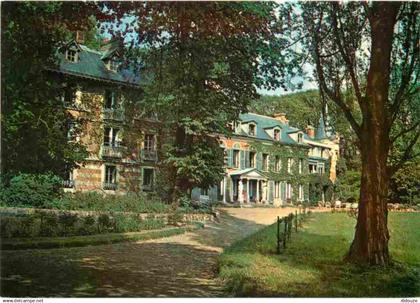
[287,158,294,174]
[299,159,303,174]
[142,167,155,190]
[262,153,269,171]
[248,123,256,136]
[104,165,117,184]
[250,151,256,168]
[273,128,281,141]
[286,183,293,199]
[144,134,156,151]
[104,127,121,147]
[66,49,78,63]
[233,149,240,168]
[298,185,304,201]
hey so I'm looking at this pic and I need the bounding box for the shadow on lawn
[0,210,266,298]
[233,224,420,297]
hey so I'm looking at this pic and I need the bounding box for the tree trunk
[347,2,400,265]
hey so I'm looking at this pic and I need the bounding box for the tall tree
[103,2,298,204]
[281,2,419,265]
[1,2,98,178]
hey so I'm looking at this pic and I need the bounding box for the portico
[229,168,268,204]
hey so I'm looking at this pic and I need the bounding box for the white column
[229,178,234,203]
[256,180,260,203]
[238,179,244,204]
[246,179,250,203]
[262,181,267,203]
[223,176,227,204]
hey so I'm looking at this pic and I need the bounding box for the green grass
[1,224,203,250]
[218,212,420,297]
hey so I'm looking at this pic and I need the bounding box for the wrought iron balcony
[100,144,125,159]
[102,108,124,121]
[62,180,75,188]
[141,149,158,161]
[102,182,118,191]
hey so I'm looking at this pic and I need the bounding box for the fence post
[283,216,287,249]
[287,214,293,240]
[277,216,280,254]
[295,210,298,232]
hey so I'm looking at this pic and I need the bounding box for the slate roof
[315,115,328,140]
[52,40,141,86]
[238,113,308,147]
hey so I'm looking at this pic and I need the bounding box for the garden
[0,173,212,248]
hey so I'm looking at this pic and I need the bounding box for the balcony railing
[141,149,158,161]
[142,184,154,192]
[62,180,75,188]
[102,108,124,121]
[100,144,125,158]
[103,182,118,191]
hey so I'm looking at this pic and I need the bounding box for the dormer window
[298,133,303,143]
[66,49,78,63]
[249,124,256,136]
[274,129,281,141]
[107,59,119,72]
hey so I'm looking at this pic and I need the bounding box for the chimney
[273,113,289,124]
[306,125,315,138]
[75,31,85,44]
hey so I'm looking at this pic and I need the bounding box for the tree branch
[391,121,420,143]
[331,3,365,113]
[389,129,420,175]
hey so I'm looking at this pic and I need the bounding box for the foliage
[57,192,169,213]
[0,173,63,208]
[101,2,300,204]
[219,212,420,297]
[1,2,97,178]
[0,210,166,239]
[389,159,420,205]
[335,170,361,202]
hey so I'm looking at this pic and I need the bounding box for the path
[1,207,300,297]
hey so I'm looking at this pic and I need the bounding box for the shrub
[98,213,113,233]
[168,210,185,226]
[78,215,96,235]
[114,214,141,233]
[58,212,78,236]
[0,173,62,208]
[39,212,59,237]
[59,192,169,213]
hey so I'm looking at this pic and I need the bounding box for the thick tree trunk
[347,3,400,265]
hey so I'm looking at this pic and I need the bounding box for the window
[221,148,228,166]
[298,185,304,201]
[233,150,240,168]
[275,156,281,172]
[66,49,78,62]
[274,181,280,198]
[249,151,256,168]
[287,158,294,173]
[200,188,209,196]
[144,134,155,151]
[286,183,293,199]
[309,163,317,174]
[62,88,76,106]
[274,129,281,141]
[104,90,117,109]
[67,121,77,141]
[298,133,303,143]
[299,159,303,174]
[317,163,325,174]
[262,153,269,171]
[104,127,121,147]
[142,168,154,189]
[104,165,117,184]
[248,124,256,136]
[108,59,119,72]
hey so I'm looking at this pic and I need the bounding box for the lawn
[218,212,420,297]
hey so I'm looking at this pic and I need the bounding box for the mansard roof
[237,113,308,147]
[51,40,142,87]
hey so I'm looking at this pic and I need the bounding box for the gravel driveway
[1,207,299,297]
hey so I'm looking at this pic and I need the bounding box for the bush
[58,212,78,236]
[39,212,59,237]
[114,214,142,233]
[58,192,169,213]
[98,213,113,233]
[0,173,63,208]
[78,215,96,235]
